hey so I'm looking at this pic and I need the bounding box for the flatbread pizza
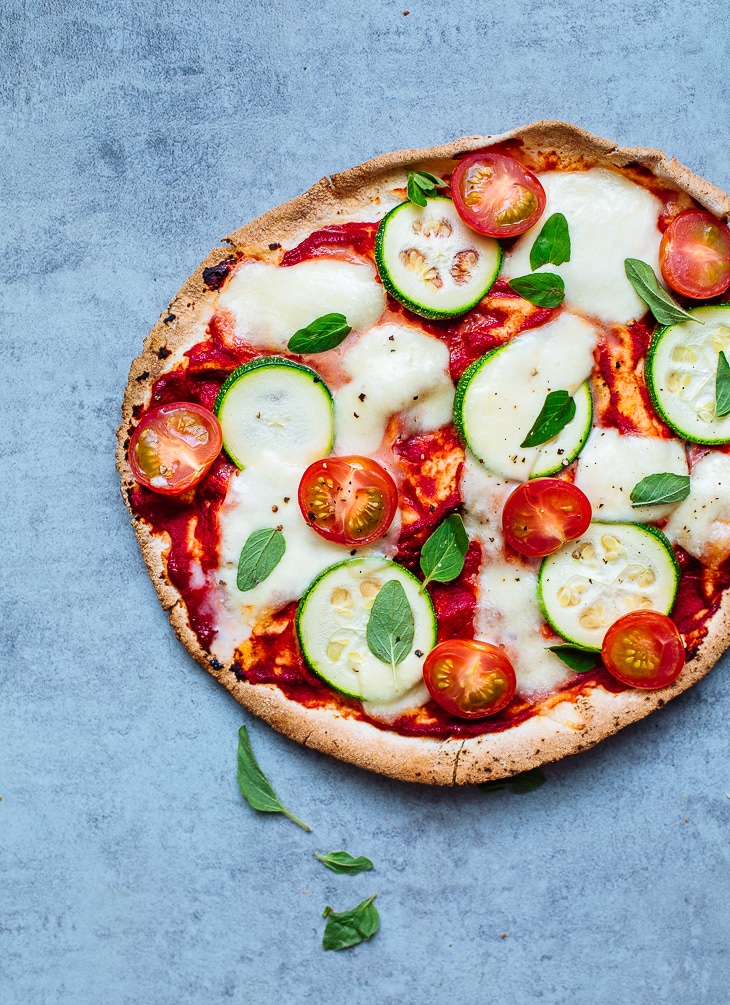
[117,120,730,784]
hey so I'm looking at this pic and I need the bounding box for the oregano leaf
[322,895,379,951]
[287,313,352,354]
[366,580,415,691]
[236,725,310,831]
[629,472,691,506]
[529,213,571,270]
[624,258,697,326]
[509,272,565,308]
[315,851,374,875]
[520,389,576,448]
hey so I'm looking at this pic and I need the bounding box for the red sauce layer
[280,222,378,266]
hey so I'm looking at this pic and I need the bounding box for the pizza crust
[117,120,730,785]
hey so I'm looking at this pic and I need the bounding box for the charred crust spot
[209,657,224,671]
[658,698,666,707]
[268,242,281,251]
[162,315,175,326]
[132,405,143,418]
[135,370,150,383]
[122,437,130,451]
[126,487,135,506]
[157,345,172,359]
[202,257,237,291]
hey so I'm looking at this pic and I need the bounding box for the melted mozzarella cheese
[503,168,663,325]
[666,452,730,566]
[211,452,399,662]
[334,322,454,453]
[460,457,570,694]
[574,427,689,522]
[216,259,386,351]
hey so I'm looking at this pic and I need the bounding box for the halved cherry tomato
[659,209,730,299]
[298,456,397,547]
[128,402,222,495]
[502,478,592,558]
[422,639,516,719]
[601,611,685,689]
[451,152,546,239]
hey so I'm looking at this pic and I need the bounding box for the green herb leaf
[287,313,352,354]
[315,851,374,875]
[366,579,415,691]
[529,213,571,270]
[520,389,576,448]
[629,472,691,507]
[509,272,565,308]
[236,725,311,831]
[624,259,697,326]
[406,170,446,206]
[420,514,469,590]
[322,894,379,951]
[480,768,546,794]
[237,528,286,592]
[547,645,601,673]
[716,350,730,418]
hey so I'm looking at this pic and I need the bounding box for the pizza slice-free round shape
[117,121,730,785]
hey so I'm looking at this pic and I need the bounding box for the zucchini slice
[538,522,679,650]
[453,327,594,479]
[214,357,334,468]
[375,196,501,319]
[296,558,437,703]
[646,305,730,444]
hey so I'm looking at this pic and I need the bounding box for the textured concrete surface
[3,2,730,1002]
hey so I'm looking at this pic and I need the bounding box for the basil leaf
[322,895,379,951]
[366,579,415,690]
[420,514,469,590]
[315,851,374,875]
[237,528,285,592]
[287,313,351,354]
[406,170,446,206]
[520,389,576,448]
[480,768,546,794]
[630,472,691,507]
[236,725,311,831]
[624,259,697,326]
[716,350,730,418]
[547,645,601,673]
[509,273,565,308]
[529,213,571,270]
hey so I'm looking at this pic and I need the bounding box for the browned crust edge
[116,120,730,785]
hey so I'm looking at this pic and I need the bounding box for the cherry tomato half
[502,479,592,558]
[298,456,398,547]
[601,611,685,690]
[659,209,730,299]
[451,152,546,239]
[422,639,516,719]
[128,402,222,495]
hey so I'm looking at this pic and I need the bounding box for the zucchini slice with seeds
[646,305,730,444]
[375,196,502,319]
[538,522,679,650]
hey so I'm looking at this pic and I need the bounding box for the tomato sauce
[127,222,730,742]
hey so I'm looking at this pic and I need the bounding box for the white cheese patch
[216,259,386,351]
[503,168,663,325]
[334,322,454,454]
[574,427,689,523]
[460,457,570,694]
[211,453,399,661]
[666,451,730,567]
[461,312,597,480]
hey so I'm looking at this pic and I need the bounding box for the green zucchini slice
[296,558,437,703]
[538,522,680,650]
[453,333,593,480]
[214,356,333,468]
[375,197,501,319]
[646,304,730,444]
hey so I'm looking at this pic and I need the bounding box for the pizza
[117,120,730,785]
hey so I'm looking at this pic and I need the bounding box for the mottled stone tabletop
[3,2,730,1002]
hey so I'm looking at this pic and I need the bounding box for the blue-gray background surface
[3,2,730,1002]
